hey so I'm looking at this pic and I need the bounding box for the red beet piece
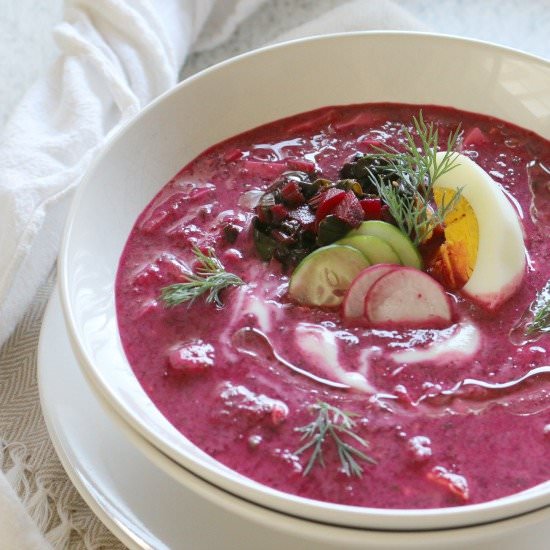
[288,204,316,231]
[280,180,305,207]
[360,197,383,220]
[269,203,288,223]
[314,188,347,227]
[332,191,364,228]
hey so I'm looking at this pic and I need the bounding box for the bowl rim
[58,30,550,531]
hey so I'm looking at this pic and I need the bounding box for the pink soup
[116,103,550,509]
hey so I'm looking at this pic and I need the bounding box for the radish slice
[342,264,399,319]
[365,267,453,328]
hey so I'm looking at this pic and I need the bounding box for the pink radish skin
[342,264,400,319]
[365,267,453,329]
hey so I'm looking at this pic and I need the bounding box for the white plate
[38,288,550,549]
[59,31,550,531]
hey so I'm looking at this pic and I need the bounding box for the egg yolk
[430,189,479,290]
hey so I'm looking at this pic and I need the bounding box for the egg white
[433,152,526,310]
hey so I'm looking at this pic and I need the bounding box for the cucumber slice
[336,235,401,266]
[289,245,370,306]
[346,221,422,269]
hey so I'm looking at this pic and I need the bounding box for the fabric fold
[0,0,221,346]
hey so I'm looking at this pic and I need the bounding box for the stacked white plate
[42,32,550,548]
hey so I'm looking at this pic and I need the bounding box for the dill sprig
[525,279,550,337]
[294,401,376,477]
[160,246,244,308]
[366,112,463,245]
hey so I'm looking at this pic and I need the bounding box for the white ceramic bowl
[59,32,550,532]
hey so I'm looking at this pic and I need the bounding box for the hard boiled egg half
[430,152,526,310]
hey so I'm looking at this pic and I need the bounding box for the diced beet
[286,158,316,172]
[462,127,489,148]
[332,191,364,228]
[314,188,347,227]
[255,206,271,224]
[287,204,316,231]
[280,180,305,207]
[269,203,288,223]
[167,341,215,375]
[360,198,383,220]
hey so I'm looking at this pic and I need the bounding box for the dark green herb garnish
[294,401,376,477]
[160,247,244,308]
[525,279,550,337]
[365,112,463,245]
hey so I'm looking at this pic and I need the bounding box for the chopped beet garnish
[269,203,289,223]
[360,197,383,220]
[287,205,316,232]
[314,188,347,228]
[280,180,305,207]
[332,191,364,228]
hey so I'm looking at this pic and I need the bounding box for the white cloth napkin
[0,0,266,348]
[0,0,268,546]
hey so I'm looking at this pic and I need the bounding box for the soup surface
[116,103,550,509]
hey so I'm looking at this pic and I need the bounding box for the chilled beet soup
[116,103,550,510]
